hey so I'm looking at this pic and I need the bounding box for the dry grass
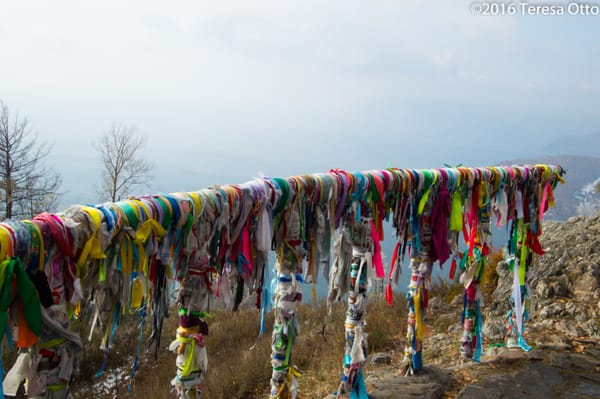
[65,295,406,399]
[295,301,347,398]
[1,280,469,399]
[429,275,464,304]
[296,297,406,398]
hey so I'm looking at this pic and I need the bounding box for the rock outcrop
[485,212,600,339]
[335,213,600,399]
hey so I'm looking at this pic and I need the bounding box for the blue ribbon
[5,323,13,349]
[94,302,122,379]
[350,369,369,399]
[260,265,271,336]
[270,269,277,309]
[507,309,533,352]
[128,304,146,393]
[474,299,483,362]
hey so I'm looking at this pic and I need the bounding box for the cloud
[432,50,455,67]
[0,0,598,206]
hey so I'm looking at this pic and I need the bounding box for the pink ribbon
[370,220,384,278]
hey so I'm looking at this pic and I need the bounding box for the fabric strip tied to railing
[0,163,564,398]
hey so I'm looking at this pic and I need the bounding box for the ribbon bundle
[0,164,564,398]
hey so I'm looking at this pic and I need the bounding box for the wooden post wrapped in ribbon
[169,195,211,399]
[269,189,304,399]
[457,170,492,362]
[399,175,435,375]
[336,216,373,398]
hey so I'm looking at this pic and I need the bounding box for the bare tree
[98,123,153,202]
[0,101,62,220]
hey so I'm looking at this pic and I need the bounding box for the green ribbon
[272,178,291,216]
[0,258,42,343]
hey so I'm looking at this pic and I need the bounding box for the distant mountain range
[543,132,600,157]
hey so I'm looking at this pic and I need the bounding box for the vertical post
[27,305,83,399]
[460,279,480,361]
[401,185,434,375]
[270,204,303,399]
[337,217,371,399]
[460,179,491,362]
[400,257,431,375]
[12,254,83,399]
[170,269,210,399]
[30,303,83,399]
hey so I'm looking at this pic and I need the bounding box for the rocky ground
[361,332,600,399]
[327,212,600,399]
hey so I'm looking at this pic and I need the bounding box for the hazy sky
[1,0,599,207]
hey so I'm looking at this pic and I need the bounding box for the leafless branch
[97,123,153,202]
[0,100,62,220]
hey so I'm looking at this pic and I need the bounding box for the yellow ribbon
[137,242,148,276]
[76,236,106,268]
[417,188,430,215]
[478,182,488,208]
[120,236,133,276]
[81,206,103,230]
[176,326,202,377]
[185,192,203,221]
[536,164,551,181]
[130,199,151,220]
[46,384,68,391]
[75,206,107,269]
[276,365,302,398]
[449,191,463,231]
[134,219,167,244]
[519,220,527,286]
[0,227,11,264]
[547,184,555,208]
[39,337,66,349]
[414,287,423,343]
[133,219,167,275]
[0,225,16,260]
[130,276,145,310]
